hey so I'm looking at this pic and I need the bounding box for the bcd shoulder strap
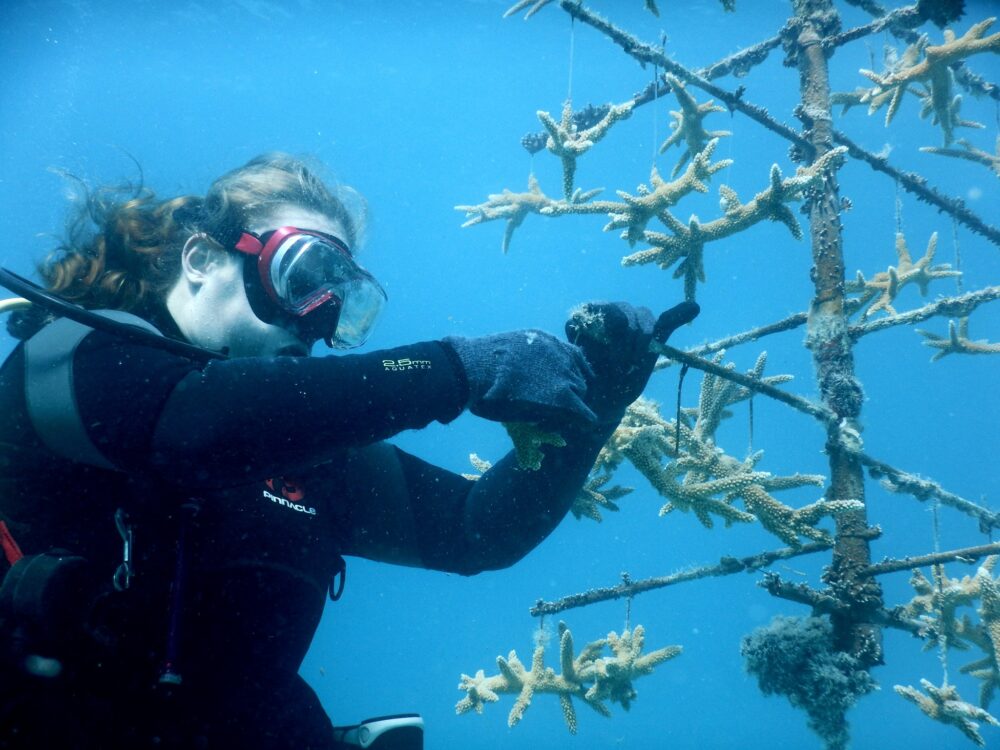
[22,311,161,472]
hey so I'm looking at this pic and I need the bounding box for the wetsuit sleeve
[336,425,614,575]
[71,331,468,487]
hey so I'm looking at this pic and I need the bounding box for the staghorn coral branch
[921,137,1000,178]
[842,0,1000,101]
[529,542,832,617]
[658,75,731,177]
[895,679,1000,747]
[455,173,608,252]
[623,147,847,298]
[855,18,999,146]
[866,18,1000,84]
[591,138,732,247]
[457,622,679,732]
[539,98,635,199]
[597,365,850,545]
[862,543,1000,578]
[637,341,1000,533]
[917,317,1000,361]
[896,558,997,632]
[848,231,961,320]
[503,0,554,19]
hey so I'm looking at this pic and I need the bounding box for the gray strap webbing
[23,311,161,472]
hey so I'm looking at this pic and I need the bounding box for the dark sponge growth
[741,615,878,750]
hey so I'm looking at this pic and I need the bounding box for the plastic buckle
[112,508,134,591]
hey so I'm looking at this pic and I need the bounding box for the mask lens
[331,275,387,348]
[271,235,342,314]
[263,229,386,348]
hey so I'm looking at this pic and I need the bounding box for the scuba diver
[0,153,698,749]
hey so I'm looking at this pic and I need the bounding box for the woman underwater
[0,153,697,749]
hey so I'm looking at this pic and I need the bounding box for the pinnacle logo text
[262,490,317,516]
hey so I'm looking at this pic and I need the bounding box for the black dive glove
[565,300,700,423]
[442,330,597,426]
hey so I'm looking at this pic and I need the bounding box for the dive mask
[232,226,387,349]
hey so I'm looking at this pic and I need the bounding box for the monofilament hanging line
[893,177,903,235]
[567,16,575,101]
[652,62,659,164]
[931,494,950,684]
[952,217,963,294]
[651,31,667,165]
[621,571,633,631]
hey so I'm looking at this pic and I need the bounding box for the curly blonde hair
[10,153,365,339]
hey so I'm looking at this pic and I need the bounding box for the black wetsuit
[0,323,609,749]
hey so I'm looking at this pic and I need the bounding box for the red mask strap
[234,233,264,256]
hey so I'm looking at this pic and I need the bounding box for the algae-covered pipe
[793,0,885,668]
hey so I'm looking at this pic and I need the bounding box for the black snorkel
[0,267,227,363]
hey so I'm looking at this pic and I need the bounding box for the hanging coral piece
[895,679,999,747]
[847,231,960,320]
[658,75,732,177]
[538,99,636,199]
[857,18,1000,145]
[920,136,1000,178]
[916,317,1000,361]
[456,622,680,733]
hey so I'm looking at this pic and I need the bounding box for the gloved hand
[565,300,699,423]
[441,330,597,427]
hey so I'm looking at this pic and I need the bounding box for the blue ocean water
[1,1,998,748]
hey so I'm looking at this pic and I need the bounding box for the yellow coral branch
[623,147,846,299]
[658,75,731,178]
[570,473,633,522]
[858,18,1000,144]
[504,422,567,470]
[455,173,561,253]
[917,317,1000,361]
[848,231,960,320]
[457,623,680,733]
[595,351,848,547]
[921,136,1000,178]
[600,138,731,246]
[538,99,635,199]
[895,679,999,747]
[502,0,554,19]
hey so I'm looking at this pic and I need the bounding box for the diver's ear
[180,233,228,284]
